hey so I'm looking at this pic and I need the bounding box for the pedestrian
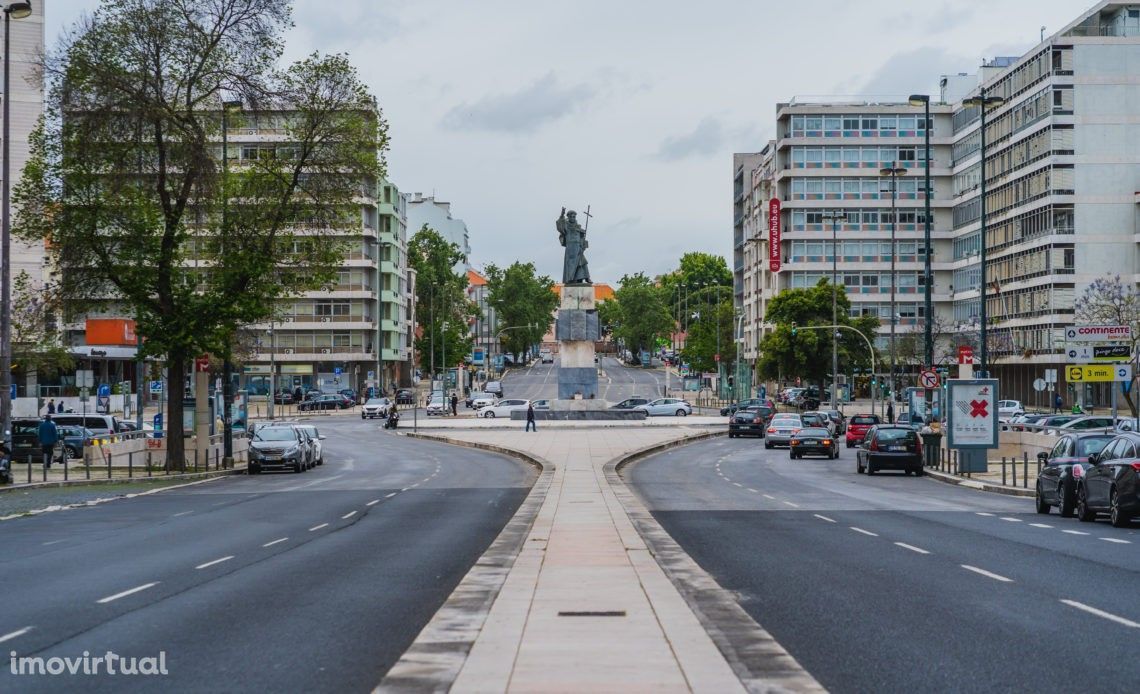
[1054,393,1063,414]
[525,402,536,432]
[38,414,59,469]
[886,401,895,424]
[450,393,459,416]
[293,386,303,403]
[46,398,56,415]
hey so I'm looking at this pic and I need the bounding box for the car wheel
[866,462,876,475]
[1035,485,1050,514]
[317,457,324,466]
[846,441,853,448]
[485,411,496,418]
[676,409,687,417]
[1109,489,1132,528]
[1058,485,1075,518]
[249,464,261,475]
[729,433,736,439]
[857,459,864,474]
[1076,486,1095,522]
[361,414,365,419]
[764,441,772,450]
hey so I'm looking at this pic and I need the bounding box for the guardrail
[12,445,246,485]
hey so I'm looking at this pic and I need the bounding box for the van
[50,413,121,437]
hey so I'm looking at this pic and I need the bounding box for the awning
[69,346,140,360]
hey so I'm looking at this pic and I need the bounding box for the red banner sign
[768,198,781,273]
[957,345,974,364]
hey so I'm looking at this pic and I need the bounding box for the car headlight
[284,445,299,456]
[250,448,264,459]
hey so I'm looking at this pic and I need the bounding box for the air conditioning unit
[283,348,294,355]
[320,348,331,354]
[320,316,331,322]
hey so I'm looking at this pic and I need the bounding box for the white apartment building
[405,192,471,275]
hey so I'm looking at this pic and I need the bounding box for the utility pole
[880,163,907,420]
[822,211,846,408]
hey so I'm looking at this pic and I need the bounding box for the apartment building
[405,192,472,275]
[467,268,497,370]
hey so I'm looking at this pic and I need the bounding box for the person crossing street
[525,402,537,432]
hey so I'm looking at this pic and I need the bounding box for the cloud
[441,73,596,134]
[857,46,973,98]
[925,4,974,34]
[654,118,760,161]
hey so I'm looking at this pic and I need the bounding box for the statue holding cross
[556,207,592,284]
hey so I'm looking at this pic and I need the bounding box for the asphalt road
[499,356,667,403]
[625,436,1140,693]
[0,418,534,692]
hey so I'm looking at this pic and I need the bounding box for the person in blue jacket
[38,415,59,469]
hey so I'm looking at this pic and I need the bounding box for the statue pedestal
[556,284,599,400]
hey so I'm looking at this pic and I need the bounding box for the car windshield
[851,416,879,425]
[797,428,830,437]
[1077,437,1113,456]
[734,412,758,420]
[254,428,296,441]
[365,399,386,405]
[876,429,916,442]
[772,416,800,423]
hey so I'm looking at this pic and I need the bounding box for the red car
[845,413,882,448]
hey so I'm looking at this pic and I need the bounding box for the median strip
[960,565,1012,583]
[1061,599,1140,628]
[97,582,159,604]
[195,556,234,570]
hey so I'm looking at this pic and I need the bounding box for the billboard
[946,379,999,449]
[85,318,137,346]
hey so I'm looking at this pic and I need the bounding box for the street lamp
[821,211,847,408]
[0,1,32,444]
[220,98,242,467]
[879,163,907,420]
[910,93,935,423]
[962,87,1005,375]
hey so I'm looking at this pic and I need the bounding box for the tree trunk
[166,352,187,472]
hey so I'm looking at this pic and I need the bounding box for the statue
[557,207,591,284]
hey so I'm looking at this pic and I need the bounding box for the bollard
[129,451,134,478]
[1002,457,1007,486]
[148,450,153,477]
[27,454,32,483]
[42,456,47,482]
[952,449,958,475]
[1023,452,1029,489]
[108,452,113,479]
[1011,457,1016,487]
[63,454,68,481]
[85,449,91,480]
[194,448,199,473]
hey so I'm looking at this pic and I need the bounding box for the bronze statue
[557,207,591,284]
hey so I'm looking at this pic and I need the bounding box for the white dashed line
[195,556,234,570]
[733,482,743,488]
[341,511,357,519]
[97,582,159,604]
[961,565,1013,583]
[762,494,775,500]
[1062,530,1090,536]
[894,542,930,555]
[1029,523,1052,528]
[366,500,380,506]
[309,523,329,532]
[400,488,409,492]
[782,500,800,508]
[41,540,64,546]
[813,514,836,523]
[849,527,878,537]
[1100,537,1131,544]
[1061,599,1140,628]
[385,492,398,498]
[747,488,759,493]
[262,537,288,547]
[1000,517,1022,523]
[0,627,32,644]
[975,512,995,517]
[172,511,193,517]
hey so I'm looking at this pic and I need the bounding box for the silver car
[764,414,804,449]
[634,398,692,417]
[361,397,391,419]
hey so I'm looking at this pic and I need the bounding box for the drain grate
[557,610,626,617]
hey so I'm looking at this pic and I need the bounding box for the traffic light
[791,321,798,337]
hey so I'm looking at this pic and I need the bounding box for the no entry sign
[919,369,940,389]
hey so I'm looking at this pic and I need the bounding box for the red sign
[714,353,720,362]
[969,400,989,418]
[957,345,974,364]
[768,198,781,273]
[194,356,211,372]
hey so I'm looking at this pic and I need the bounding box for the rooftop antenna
[1040,26,1046,42]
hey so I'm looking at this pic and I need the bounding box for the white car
[361,397,391,419]
[634,398,692,417]
[471,392,497,409]
[481,399,530,418]
[531,399,551,410]
[426,397,447,416]
[997,399,1024,421]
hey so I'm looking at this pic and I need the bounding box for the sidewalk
[380,428,819,693]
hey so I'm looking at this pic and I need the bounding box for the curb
[923,467,1035,497]
[1,467,245,494]
[611,435,825,693]
[376,432,552,692]
[0,474,236,522]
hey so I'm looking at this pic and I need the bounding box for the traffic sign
[919,369,940,389]
[1066,344,1131,363]
[149,380,163,394]
[1044,369,1057,384]
[1066,364,1133,383]
[957,345,974,364]
[1065,325,1132,343]
[334,366,342,376]
[76,369,94,388]
[1033,378,1046,392]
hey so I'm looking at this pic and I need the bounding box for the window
[843,116,860,130]
[861,117,877,130]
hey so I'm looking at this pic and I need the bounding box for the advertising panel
[946,379,999,449]
[768,198,781,273]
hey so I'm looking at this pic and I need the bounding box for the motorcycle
[383,410,400,430]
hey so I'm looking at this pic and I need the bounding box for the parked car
[611,397,651,410]
[56,425,113,463]
[273,390,295,405]
[1032,414,1084,431]
[728,409,766,438]
[765,413,804,449]
[997,399,1025,420]
[1076,431,1140,527]
[299,394,351,411]
[481,399,530,418]
[823,409,847,434]
[338,388,358,403]
[10,418,66,465]
[634,398,692,417]
[790,427,839,459]
[845,413,881,448]
[1049,416,1115,434]
[361,397,391,419]
[395,389,417,405]
[801,411,834,435]
[531,399,552,410]
[1035,432,1115,516]
[50,413,120,439]
[248,426,310,474]
[484,381,504,397]
[295,424,326,465]
[856,425,923,476]
[471,392,497,409]
[426,395,448,416]
[721,398,768,418]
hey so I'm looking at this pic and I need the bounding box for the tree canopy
[408,226,476,376]
[483,262,558,359]
[602,273,672,358]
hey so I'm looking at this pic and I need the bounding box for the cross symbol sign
[969,400,988,418]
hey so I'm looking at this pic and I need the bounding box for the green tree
[606,273,672,359]
[484,262,559,358]
[409,226,476,376]
[755,280,879,395]
[11,272,74,379]
[14,0,384,469]
[680,290,735,373]
[659,252,733,300]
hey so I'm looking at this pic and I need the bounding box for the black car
[10,418,64,465]
[1076,432,1140,527]
[790,427,838,459]
[856,425,923,476]
[728,409,766,438]
[338,388,358,403]
[612,398,650,410]
[721,398,768,417]
[395,389,417,405]
[298,394,351,411]
[1035,433,1114,516]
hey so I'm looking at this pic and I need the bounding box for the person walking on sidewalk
[450,393,459,417]
[525,402,537,432]
[1054,393,1063,414]
[46,398,56,415]
[37,415,59,469]
[886,401,895,424]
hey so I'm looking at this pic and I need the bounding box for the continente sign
[1065,324,1132,343]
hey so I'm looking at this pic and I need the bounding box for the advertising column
[945,379,998,473]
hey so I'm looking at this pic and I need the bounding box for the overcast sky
[48,0,1087,284]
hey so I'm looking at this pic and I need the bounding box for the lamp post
[220,98,242,467]
[371,238,391,396]
[962,87,1005,375]
[879,163,907,420]
[821,211,847,408]
[0,1,32,444]
[910,93,935,423]
[267,321,276,420]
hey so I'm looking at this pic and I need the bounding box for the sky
[47,0,1088,285]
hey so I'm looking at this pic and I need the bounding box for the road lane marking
[341,511,357,519]
[762,494,775,500]
[961,565,1013,582]
[733,482,743,487]
[366,499,380,506]
[975,512,995,517]
[747,488,759,493]
[849,527,878,537]
[97,582,159,604]
[1100,537,1131,544]
[999,517,1022,522]
[385,492,398,498]
[172,511,193,517]
[195,556,234,570]
[895,542,930,555]
[1062,530,1090,536]
[813,514,836,523]
[309,523,329,532]
[41,540,65,546]
[1061,599,1140,628]
[262,537,288,547]
[400,488,409,492]
[1029,523,1052,528]
[0,627,32,644]
[782,500,800,508]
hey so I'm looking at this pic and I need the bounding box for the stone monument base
[556,284,599,400]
